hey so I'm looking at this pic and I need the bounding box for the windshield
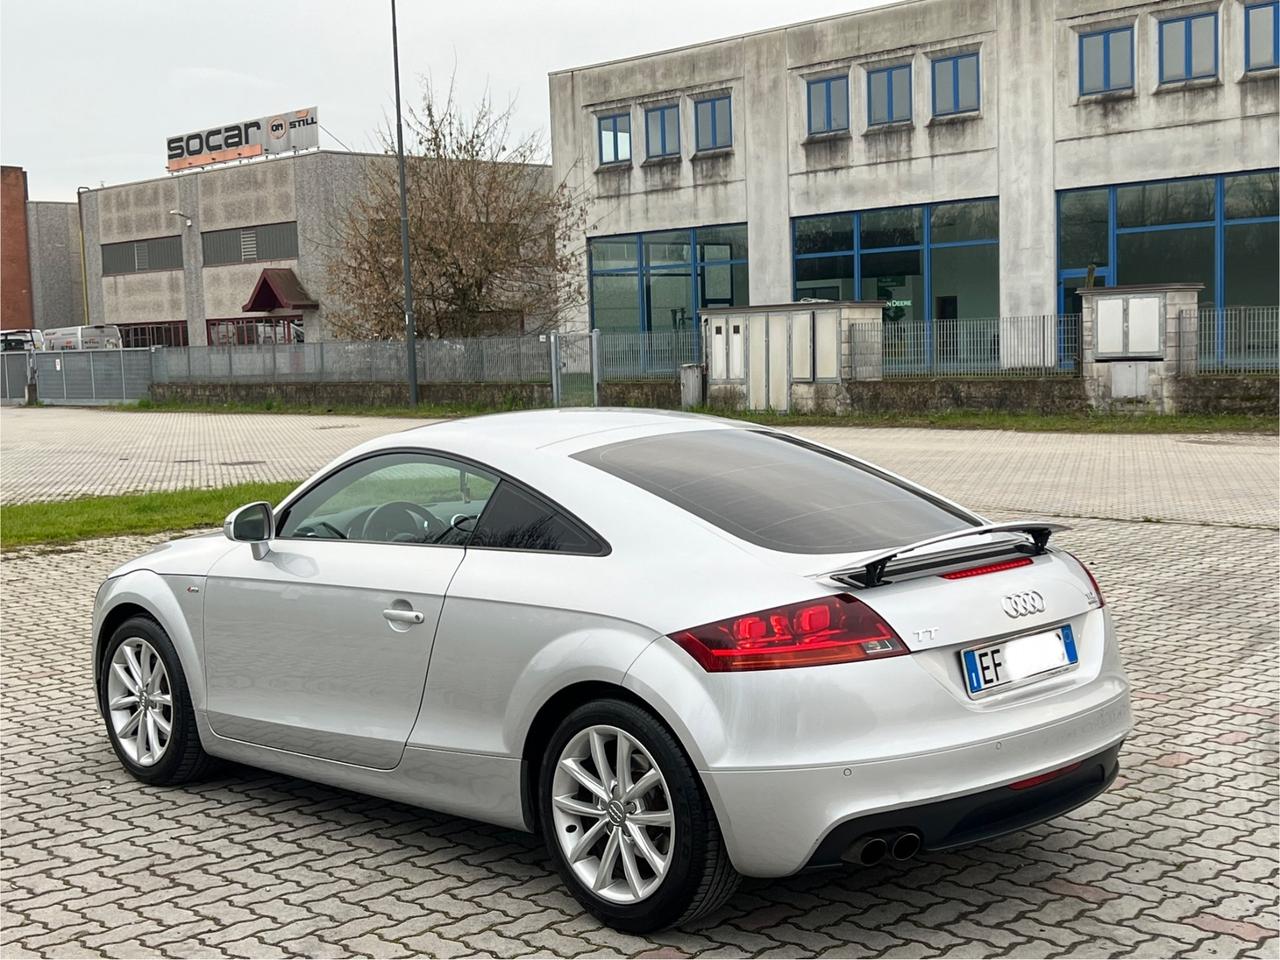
[573,428,978,554]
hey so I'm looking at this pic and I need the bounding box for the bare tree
[326,80,586,340]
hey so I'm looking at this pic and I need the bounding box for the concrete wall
[26,201,85,329]
[1,166,34,330]
[550,0,1279,327]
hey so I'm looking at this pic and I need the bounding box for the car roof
[385,408,752,457]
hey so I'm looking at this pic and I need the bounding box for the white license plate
[962,624,1078,698]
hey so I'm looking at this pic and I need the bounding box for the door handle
[382,608,425,625]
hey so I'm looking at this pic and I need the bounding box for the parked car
[1,329,46,351]
[45,324,122,350]
[91,410,1130,932]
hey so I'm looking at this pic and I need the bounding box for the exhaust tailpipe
[891,831,922,861]
[845,834,888,867]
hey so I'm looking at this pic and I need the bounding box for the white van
[44,325,123,350]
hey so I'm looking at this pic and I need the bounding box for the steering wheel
[359,501,446,543]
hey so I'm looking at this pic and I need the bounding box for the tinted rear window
[573,429,976,553]
[470,481,605,554]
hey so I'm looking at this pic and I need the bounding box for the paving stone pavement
[2,409,1277,532]
[1,410,1278,958]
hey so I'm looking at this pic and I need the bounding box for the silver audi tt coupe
[93,410,1131,931]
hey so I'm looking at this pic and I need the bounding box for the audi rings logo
[1001,591,1045,618]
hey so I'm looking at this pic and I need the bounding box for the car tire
[99,616,214,786]
[538,698,740,933]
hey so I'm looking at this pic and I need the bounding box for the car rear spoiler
[821,521,1072,588]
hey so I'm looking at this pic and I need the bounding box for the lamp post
[390,0,419,405]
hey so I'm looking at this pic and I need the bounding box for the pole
[391,0,419,405]
[76,187,91,324]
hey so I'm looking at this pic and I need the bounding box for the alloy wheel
[106,637,173,766]
[550,724,675,904]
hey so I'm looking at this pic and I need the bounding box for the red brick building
[1,165,35,331]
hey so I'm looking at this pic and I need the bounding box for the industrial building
[549,0,1279,345]
[1,165,85,332]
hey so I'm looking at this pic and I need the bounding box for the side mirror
[224,501,273,559]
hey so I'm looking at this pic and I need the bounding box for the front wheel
[538,699,740,933]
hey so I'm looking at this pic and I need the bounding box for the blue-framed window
[1159,12,1218,82]
[932,53,980,115]
[694,95,732,151]
[1079,26,1134,94]
[806,75,849,134]
[792,199,999,371]
[1246,2,1279,70]
[1057,169,1279,361]
[598,113,631,165]
[645,104,680,159]
[868,64,912,125]
[588,224,749,339]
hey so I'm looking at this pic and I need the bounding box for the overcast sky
[1,0,894,201]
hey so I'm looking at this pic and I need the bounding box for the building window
[118,321,188,348]
[793,199,999,370]
[694,95,732,151]
[932,53,980,115]
[202,222,298,267]
[1246,2,1279,70]
[101,235,182,275]
[598,113,631,165]
[1056,169,1279,316]
[645,104,680,159]
[806,75,849,134]
[588,224,748,336]
[206,316,301,346]
[868,64,912,126]
[1079,26,1133,94]
[1159,12,1218,82]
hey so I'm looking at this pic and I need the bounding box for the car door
[203,450,497,769]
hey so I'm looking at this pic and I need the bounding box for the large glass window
[1057,170,1280,311]
[695,95,732,151]
[932,53,980,115]
[868,64,911,125]
[1247,2,1279,70]
[1079,26,1133,94]
[589,224,748,334]
[1159,13,1217,82]
[807,75,849,134]
[598,113,631,165]
[645,104,680,159]
[792,198,1000,370]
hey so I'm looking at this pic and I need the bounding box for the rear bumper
[805,742,1121,869]
[699,690,1130,877]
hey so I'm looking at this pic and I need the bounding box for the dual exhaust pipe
[845,830,922,867]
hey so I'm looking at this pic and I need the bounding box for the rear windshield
[573,429,977,554]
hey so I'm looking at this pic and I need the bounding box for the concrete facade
[79,151,390,345]
[26,201,85,329]
[550,0,1280,332]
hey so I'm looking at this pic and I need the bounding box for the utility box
[1095,295,1163,359]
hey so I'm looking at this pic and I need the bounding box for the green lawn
[0,481,299,550]
[130,396,1278,434]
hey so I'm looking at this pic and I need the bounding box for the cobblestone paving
[2,408,1277,531]
[2,412,1278,957]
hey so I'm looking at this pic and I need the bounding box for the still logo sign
[166,108,319,170]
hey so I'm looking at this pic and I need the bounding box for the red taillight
[1067,552,1106,608]
[670,594,907,672]
[939,556,1034,580]
[1008,761,1083,791]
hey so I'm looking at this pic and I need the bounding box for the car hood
[106,530,237,579]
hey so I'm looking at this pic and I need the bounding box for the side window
[470,481,603,554]
[279,452,497,545]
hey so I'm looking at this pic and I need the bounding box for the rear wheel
[539,699,739,932]
[100,616,214,786]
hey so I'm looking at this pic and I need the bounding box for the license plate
[962,625,1078,698]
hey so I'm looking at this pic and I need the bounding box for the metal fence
[2,348,154,404]
[857,314,1080,378]
[598,330,699,380]
[1186,306,1279,374]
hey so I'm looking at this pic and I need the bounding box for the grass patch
[129,396,1277,434]
[0,481,299,550]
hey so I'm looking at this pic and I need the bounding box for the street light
[167,209,193,227]
[390,0,419,405]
